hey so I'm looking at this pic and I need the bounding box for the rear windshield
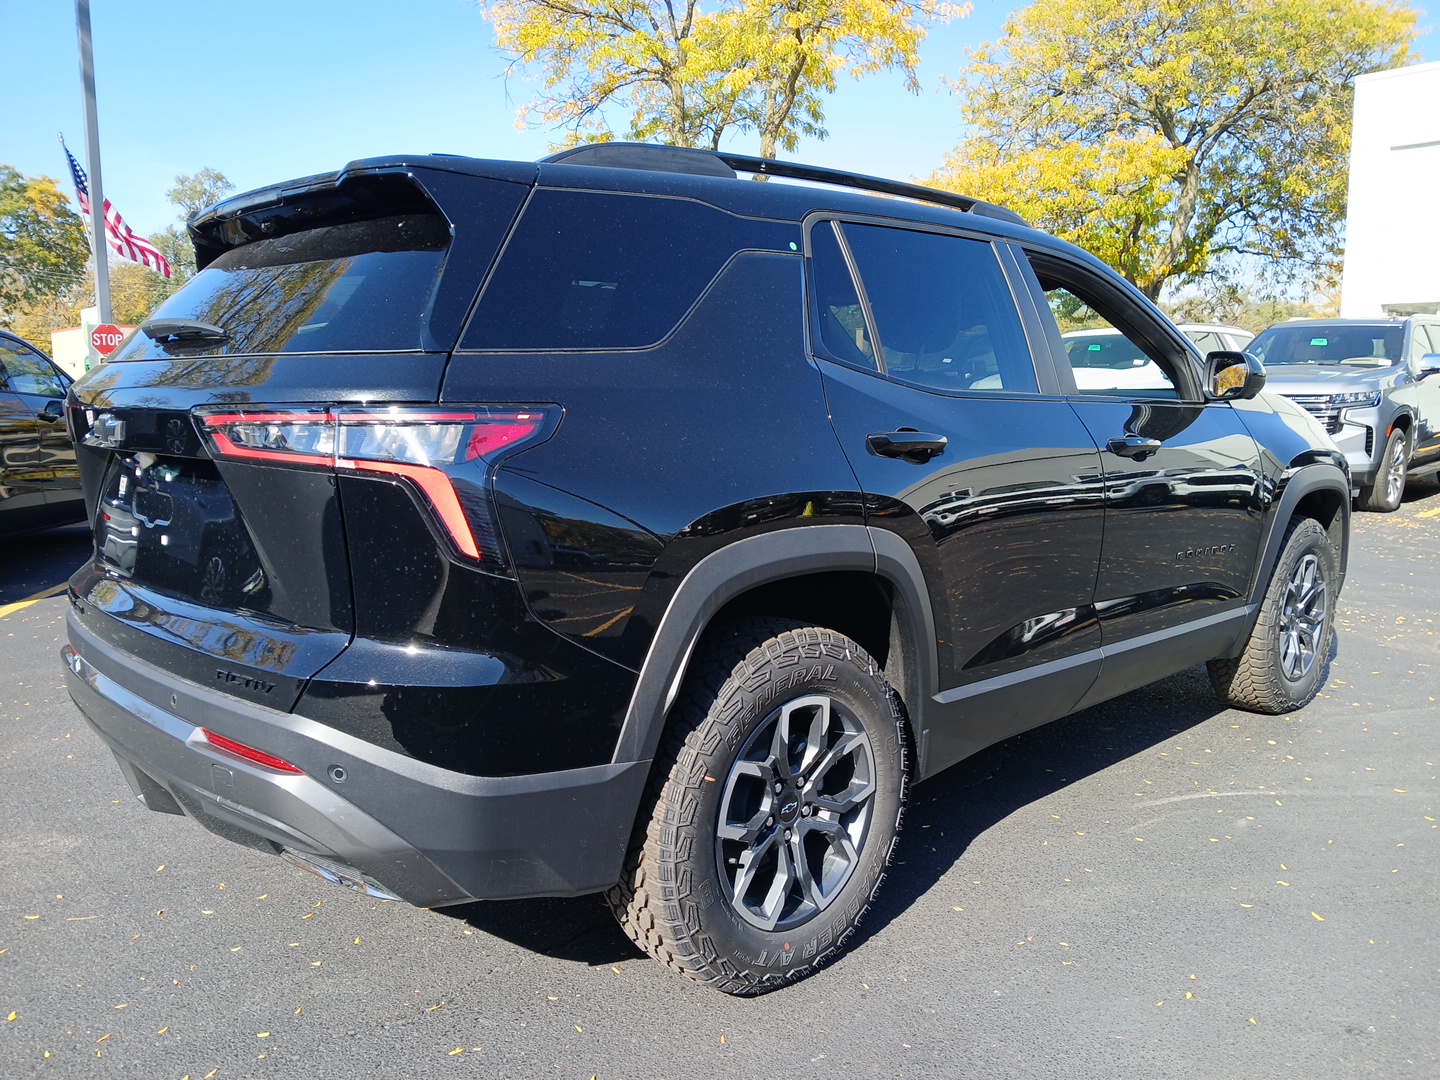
[111,213,450,359]
[1248,324,1402,366]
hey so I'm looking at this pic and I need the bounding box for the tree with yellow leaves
[931,0,1416,299]
[481,0,964,153]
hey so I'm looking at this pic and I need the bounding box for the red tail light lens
[200,728,304,774]
[196,405,557,567]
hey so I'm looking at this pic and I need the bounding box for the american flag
[62,137,171,280]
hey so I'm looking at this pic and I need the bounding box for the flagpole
[75,0,112,324]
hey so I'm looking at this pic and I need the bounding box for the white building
[1340,61,1440,317]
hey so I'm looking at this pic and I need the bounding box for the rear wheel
[1208,517,1337,713]
[608,619,907,995]
[1358,427,1409,512]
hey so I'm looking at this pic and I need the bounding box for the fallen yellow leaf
[1249,1018,1257,1025]
[354,938,362,946]
[96,1034,110,1043]
[257,1032,270,1038]
[114,1003,128,1010]
[1185,992,1193,1000]
[157,1027,168,1035]
[1311,912,1325,921]
[576,1025,584,1033]
[611,966,622,975]
[295,1008,302,1016]
[6,1011,15,1022]
[448,1048,464,1056]
[23,915,39,921]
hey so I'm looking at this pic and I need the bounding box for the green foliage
[481,0,961,154]
[0,165,90,324]
[932,0,1417,300]
[3,165,235,342]
[167,168,234,221]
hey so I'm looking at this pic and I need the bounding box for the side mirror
[1419,353,1440,380]
[37,399,65,422]
[1206,350,1266,401]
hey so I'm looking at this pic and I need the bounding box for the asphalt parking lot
[2,488,1437,1080]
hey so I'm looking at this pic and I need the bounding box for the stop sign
[90,323,125,356]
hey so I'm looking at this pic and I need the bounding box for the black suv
[61,145,1350,994]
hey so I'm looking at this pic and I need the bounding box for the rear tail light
[196,405,558,569]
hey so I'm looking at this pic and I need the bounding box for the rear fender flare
[611,524,938,767]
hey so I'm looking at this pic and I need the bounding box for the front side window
[1023,255,1189,399]
[0,339,67,396]
[838,223,1036,394]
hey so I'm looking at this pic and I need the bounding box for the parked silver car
[1249,317,1440,511]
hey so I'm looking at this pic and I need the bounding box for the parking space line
[0,583,70,620]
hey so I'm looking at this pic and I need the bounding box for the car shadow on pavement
[439,664,1235,970]
[438,644,1340,974]
[849,664,1230,950]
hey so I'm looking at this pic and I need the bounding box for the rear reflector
[200,728,305,774]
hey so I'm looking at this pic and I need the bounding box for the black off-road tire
[606,618,907,995]
[1208,517,1337,713]
[1357,428,1409,513]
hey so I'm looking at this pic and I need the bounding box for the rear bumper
[63,607,649,905]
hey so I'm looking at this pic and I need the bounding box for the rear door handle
[1106,435,1163,461]
[866,431,948,463]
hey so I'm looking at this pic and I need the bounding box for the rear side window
[463,190,747,351]
[839,223,1037,394]
[112,214,450,359]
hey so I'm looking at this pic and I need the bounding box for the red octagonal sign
[90,323,125,356]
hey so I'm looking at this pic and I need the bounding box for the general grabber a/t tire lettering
[1208,516,1338,714]
[606,618,908,995]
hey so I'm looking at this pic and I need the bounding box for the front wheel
[1208,517,1337,713]
[1358,427,1409,512]
[608,620,907,995]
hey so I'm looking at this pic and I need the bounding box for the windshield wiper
[140,318,229,343]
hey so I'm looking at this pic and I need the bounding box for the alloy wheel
[1385,435,1407,505]
[715,694,877,932]
[1278,552,1326,682]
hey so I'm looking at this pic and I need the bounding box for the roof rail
[716,152,1027,227]
[540,142,1026,227]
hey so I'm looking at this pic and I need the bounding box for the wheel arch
[1246,461,1350,615]
[611,525,938,769]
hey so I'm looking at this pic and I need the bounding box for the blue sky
[2,0,1435,240]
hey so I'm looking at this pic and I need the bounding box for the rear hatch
[67,159,534,710]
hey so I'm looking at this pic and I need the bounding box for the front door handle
[867,430,948,463]
[1106,434,1163,461]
